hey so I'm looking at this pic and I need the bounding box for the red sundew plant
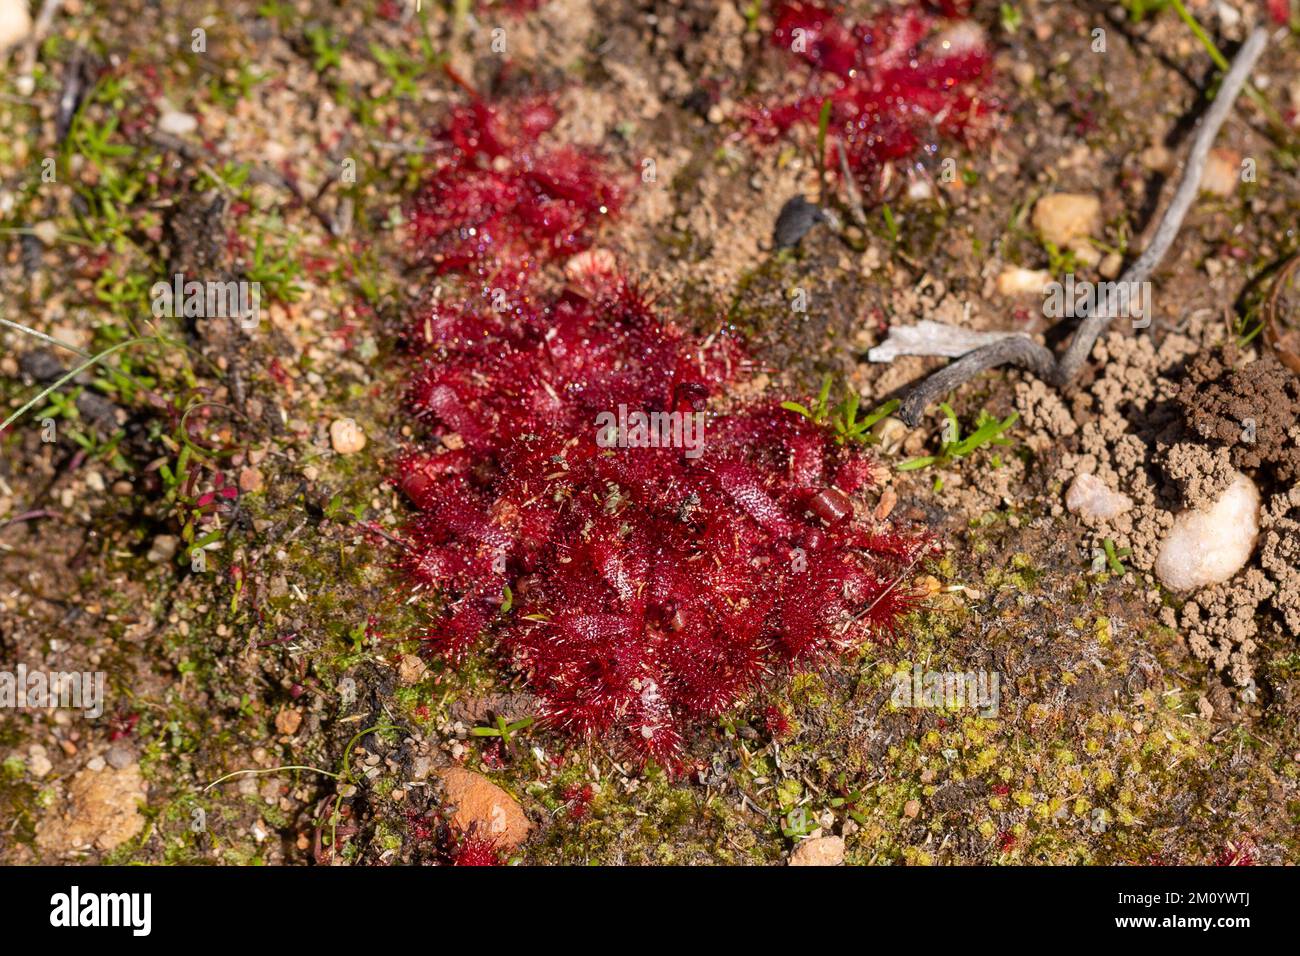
[747,1,997,198]
[561,783,595,820]
[1216,840,1258,866]
[453,832,504,866]
[407,92,621,282]
[763,704,792,741]
[399,94,935,771]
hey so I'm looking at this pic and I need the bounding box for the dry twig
[895,27,1269,427]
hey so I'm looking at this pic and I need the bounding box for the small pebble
[870,416,909,454]
[147,534,179,564]
[275,708,303,735]
[105,742,136,770]
[397,654,428,685]
[1155,471,1259,591]
[0,0,32,52]
[773,195,828,249]
[789,835,845,866]
[238,466,264,493]
[995,266,1052,298]
[330,418,367,455]
[157,109,198,137]
[31,220,60,245]
[564,248,616,292]
[1200,147,1240,198]
[1032,192,1100,248]
[27,744,52,779]
[1011,61,1035,88]
[1065,473,1133,521]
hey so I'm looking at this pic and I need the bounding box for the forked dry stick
[896,26,1269,427]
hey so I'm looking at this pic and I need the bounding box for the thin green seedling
[1167,0,1287,132]
[1121,0,1170,22]
[0,316,91,359]
[897,403,1018,471]
[324,721,402,860]
[305,24,345,73]
[815,97,833,180]
[470,714,535,746]
[0,226,95,247]
[203,721,401,863]
[1101,538,1132,576]
[782,374,899,446]
[1,337,155,433]
[831,393,899,445]
[999,3,1023,33]
[882,203,900,245]
[781,373,834,424]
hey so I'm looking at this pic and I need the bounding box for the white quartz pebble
[1065,473,1133,521]
[1154,471,1260,591]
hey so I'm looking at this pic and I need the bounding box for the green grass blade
[2,337,153,433]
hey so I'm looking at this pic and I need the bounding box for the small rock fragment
[330,418,367,455]
[1200,147,1241,198]
[789,834,845,866]
[157,109,198,137]
[933,20,986,56]
[31,220,60,245]
[1139,143,1174,175]
[397,654,428,685]
[773,195,829,249]
[27,744,52,779]
[238,466,264,493]
[105,742,136,770]
[1031,193,1101,248]
[996,266,1052,298]
[564,248,617,295]
[871,416,909,454]
[147,534,179,564]
[0,0,32,52]
[275,708,303,735]
[438,767,531,850]
[906,178,933,201]
[1155,471,1260,591]
[1065,473,1134,521]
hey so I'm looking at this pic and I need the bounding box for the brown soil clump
[1176,347,1300,483]
[1033,324,1298,687]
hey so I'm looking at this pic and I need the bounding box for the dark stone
[773,195,828,249]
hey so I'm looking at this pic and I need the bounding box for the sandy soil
[1,0,1298,865]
